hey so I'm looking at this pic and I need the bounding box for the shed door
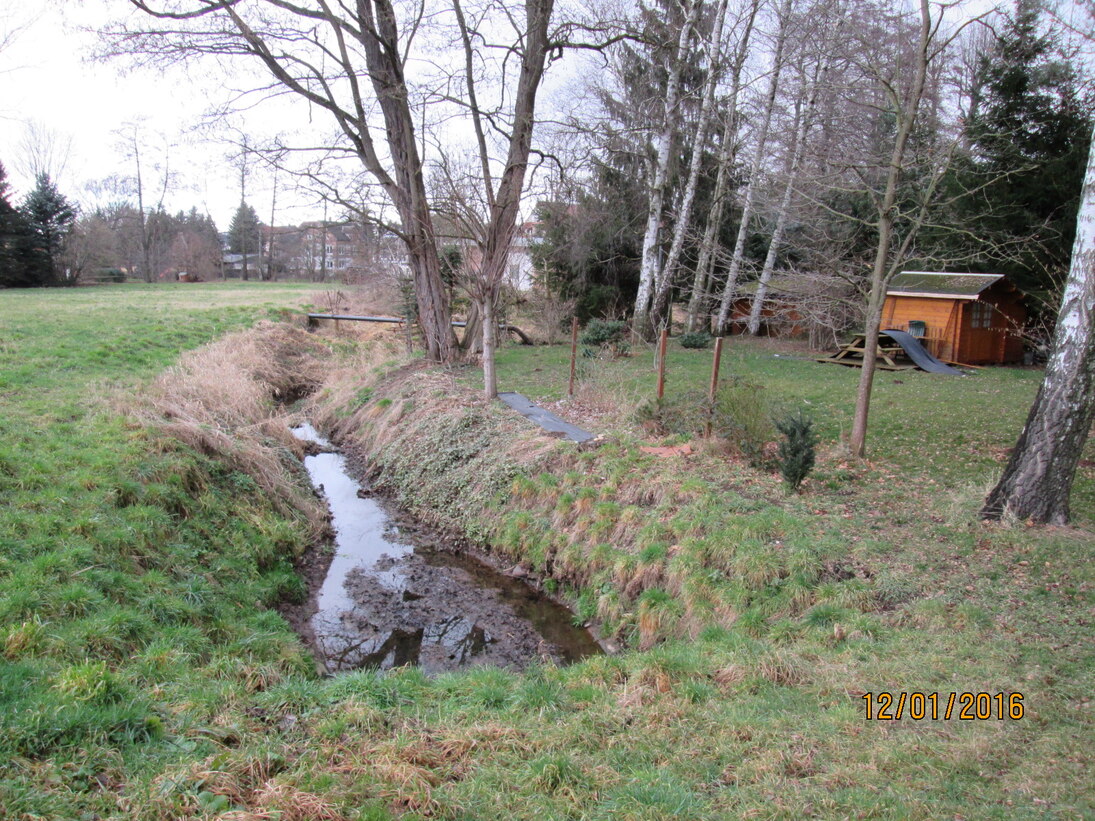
[962,301,999,363]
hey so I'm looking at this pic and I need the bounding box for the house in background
[882,272,1026,365]
[221,252,261,279]
[726,274,856,348]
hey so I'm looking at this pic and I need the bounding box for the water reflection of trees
[315,616,490,672]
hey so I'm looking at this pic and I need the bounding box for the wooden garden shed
[882,272,1026,365]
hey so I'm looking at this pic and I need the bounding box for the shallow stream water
[291,423,602,675]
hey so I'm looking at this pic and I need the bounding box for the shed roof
[736,273,849,298]
[887,271,1005,300]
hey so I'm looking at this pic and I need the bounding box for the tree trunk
[747,96,806,335]
[713,0,793,336]
[470,0,553,393]
[481,295,498,399]
[747,27,838,335]
[267,165,278,281]
[649,0,730,331]
[132,140,153,283]
[405,222,456,363]
[848,0,932,458]
[632,0,703,341]
[463,300,483,355]
[686,0,760,333]
[981,125,1095,524]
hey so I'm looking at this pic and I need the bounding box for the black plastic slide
[498,392,597,442]
[880,329,965,375]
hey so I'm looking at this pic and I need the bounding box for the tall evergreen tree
[0,162,48,287]
[959,1,1092,303]
[228,202,262,281]
[21,172,76,285]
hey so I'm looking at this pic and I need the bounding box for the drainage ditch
[289,423,602,675]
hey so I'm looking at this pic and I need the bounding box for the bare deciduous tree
[115,124,175,282]
[845,0,961,457]
[110,0,457,360]
[632,0,704,341]
[713,0,795,336]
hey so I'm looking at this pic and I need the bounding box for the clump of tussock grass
[145,748,351,821]
[135,321,331,538]
[527,753,589,798]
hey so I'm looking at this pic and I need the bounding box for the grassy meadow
[1,283,1093,820]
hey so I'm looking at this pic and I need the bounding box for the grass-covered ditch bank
[2,285,1093,819]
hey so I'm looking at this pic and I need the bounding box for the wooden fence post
[656,328,668,401]
[706,337,724,437]
[568,317,579,398]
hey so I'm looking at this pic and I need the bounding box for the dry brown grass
[309,280,403,318]
[134,321,333,538]
[306,333,411,442]
[543,379,643,436]
[239,782,349,821]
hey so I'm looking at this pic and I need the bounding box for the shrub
[678,331,712,349]
[579,319,629,357]
[774,411,818,491]
[634,378,774,465]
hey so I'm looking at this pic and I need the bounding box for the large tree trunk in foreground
[480,295,498,399]
[981,127,1095,524]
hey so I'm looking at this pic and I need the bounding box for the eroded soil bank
[284,422,602,675]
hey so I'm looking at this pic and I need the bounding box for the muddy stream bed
[287,423,602,675]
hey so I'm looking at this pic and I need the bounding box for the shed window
[971,302,993,328]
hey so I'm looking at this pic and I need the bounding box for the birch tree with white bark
[646,0,731,331]
[981,124,1095,524]
[712,0,794,336]
[631,0,705,341]
[745,0,843,335]
[684,0,762,331]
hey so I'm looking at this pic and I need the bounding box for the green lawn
[491,338,1083,506]
[0,282,318,818]
[1,288,1092,819]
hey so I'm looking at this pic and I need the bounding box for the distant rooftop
[888,271,1005,299]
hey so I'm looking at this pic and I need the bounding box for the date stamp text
[862,692,1025,721]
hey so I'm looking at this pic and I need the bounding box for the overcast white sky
[0,1,335,231]
[0,0,1042,234]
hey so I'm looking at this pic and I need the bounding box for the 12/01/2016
[862,692,1024,720]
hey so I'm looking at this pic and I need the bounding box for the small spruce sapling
[774,411,818,491]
